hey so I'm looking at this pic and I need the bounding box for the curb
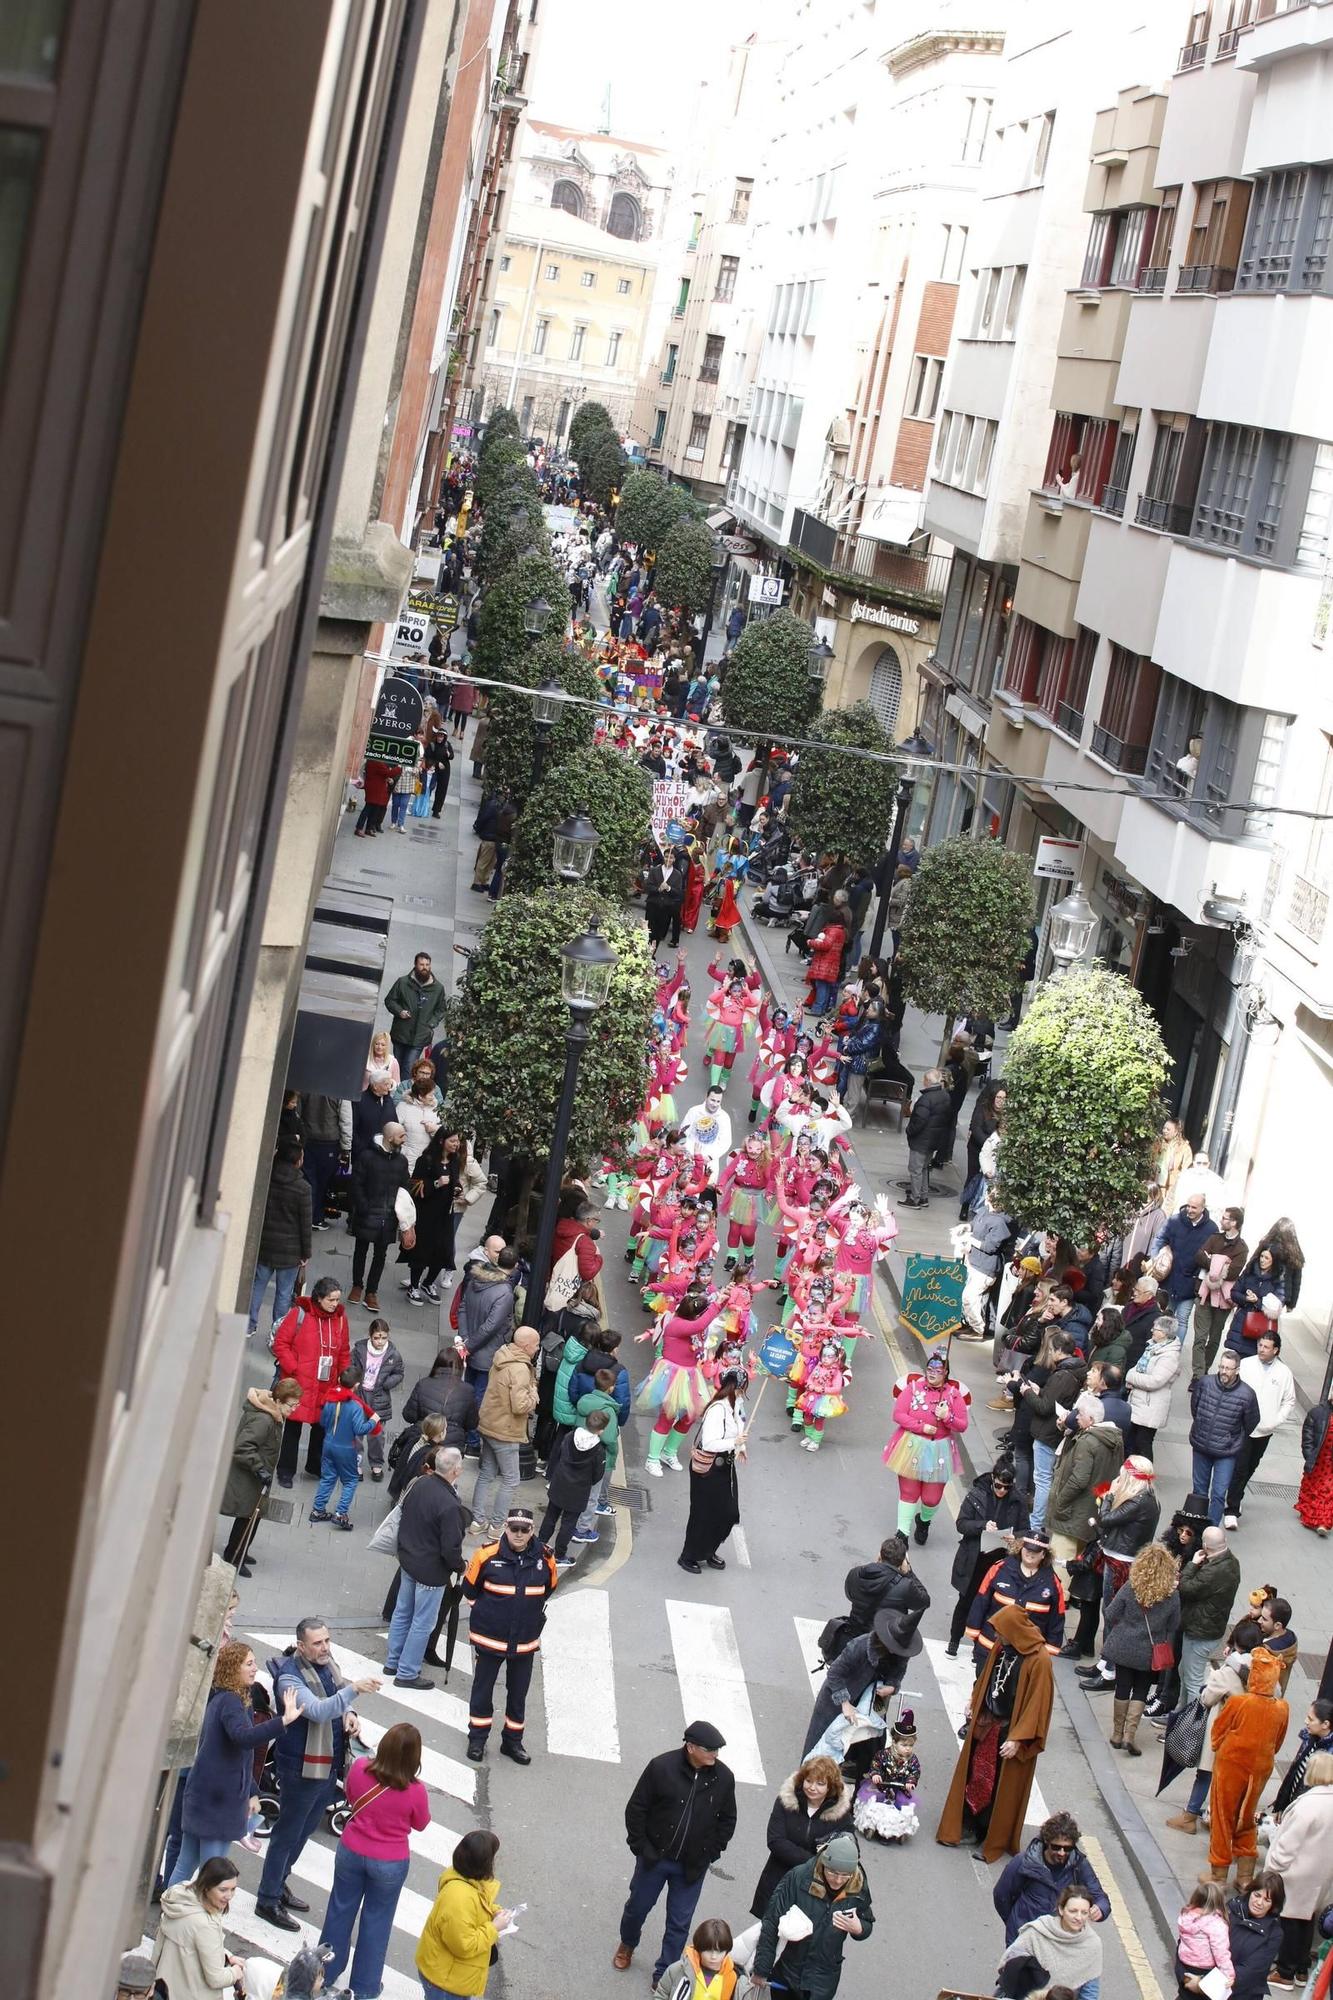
[736,896,1184,1954]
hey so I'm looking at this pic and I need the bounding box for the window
[1093,645,1161,772]
[688,411,711,451]
[607,191,641,239]
[905,354,944,421]
[674,276,690,316]
[715,255,739,303]
[544,262,560,280]
[651,407,667,449]
[569,323,585,361]
[1180,5,1212,67]
[1003,616,1070,707]
[934,411,999,495]
[606,329,622,367]
[699,333,725,383]
[961,94,993,164]
[662,342,679,383]
[1029,112,1054,183]
[1059,627,1097,737]
[532,316,549,356]
[580,269,595,288]
[1041,413,1121,506]
[1081,208,1152,289]
[939,222,969,282]
[1002,266,1026,336]
[973,266,1002,336]
[1217,0,1254,53]
[499,254,511,273]
[1136,412,1206,533]
[617,276,631,295]
[1100,410,1139,517]
[1191,422,1299,560]
[1180,179,1250,292]
[969,265,1025,338]
[1140,188,1180,291]
[1238,167,1331,293]
[486,306,500,348]
[868,647,903,733]
[730,180,752,224]
[551,179,585,217]
[1145,671,1206,796]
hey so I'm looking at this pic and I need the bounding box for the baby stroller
[754,864,800,926]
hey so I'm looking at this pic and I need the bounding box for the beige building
[471,120,671,438]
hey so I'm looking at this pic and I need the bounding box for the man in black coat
[802,1605,928,1758]
[644,853,686,952]
[347,1124,414,1312]
[946,1464,1030,1653]
[841,1533,922,1641]
[614,1721,738,1984]
[902,1069,952,1207]
[383,1446,466,1691]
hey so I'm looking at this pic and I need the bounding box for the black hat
[872,1608,924,1659]
[1174,1494,1211,1528]
[997,1954,1051,1999]
[683,1719,727,1750]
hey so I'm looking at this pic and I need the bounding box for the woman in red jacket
[272,1275,351,1486]
[806,917,847,1023]
[355,756,396,837]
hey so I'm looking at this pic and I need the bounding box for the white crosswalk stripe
[542,1586,621,1762]
[355,1713,478,1809]
[288,1835,438,1937]
[924,1635,1048,1824]
[792,1615,828,1698]
[667,1599,766,1786]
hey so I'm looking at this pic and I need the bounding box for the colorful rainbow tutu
[634,1356,711,1423]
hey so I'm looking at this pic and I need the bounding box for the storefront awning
[287,879,393,1098]
[706,507,735,530]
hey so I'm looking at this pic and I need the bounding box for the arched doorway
[551,179,584,218]
[607,191,641,240]
[867,644,903,735]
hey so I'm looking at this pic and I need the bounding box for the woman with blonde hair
[750,1754,852,1916]
[1100,1542,1181,1757]
[364,1030,400,1091]
[169,1642,300,1885]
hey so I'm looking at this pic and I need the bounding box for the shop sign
[1098,866,1146,922]
[850,601,921,636]
[391,608,433,658]
[721,535,757,556]
[748,574,786,605]
[1033,836,1081,881]
[369,675,423,763]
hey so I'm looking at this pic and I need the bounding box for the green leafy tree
[475,472,547,588]
[482,405,521,448]
[479,635,600,803]
[474,549,567,682]
[996,964,1170,1241]
[506,747,654,901]
[615,469,689,551]
[579,430,628,510]
[474,436,530,515]
[717,608,822,740]
[787,701,897,865]
[898,837,1035,1048]
[444,886,656,1184]
[653,517,715,616]
[569,402,616,458]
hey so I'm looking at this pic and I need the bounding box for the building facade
[468,119,671,439]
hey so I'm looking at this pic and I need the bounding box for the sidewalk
[738,892,1326,1932]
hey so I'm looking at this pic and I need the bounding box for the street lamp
[698,536,730,665]
[530,673,563,789]
[868,729,935,963]
[807,634,835,682]
[1048,883,1096,974]
[528,922,619,1300]
[552,810,601,883]
[524,594,553,638]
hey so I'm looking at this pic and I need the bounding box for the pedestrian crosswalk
[666,1599,767,1786]
[924,1635,1048,1825]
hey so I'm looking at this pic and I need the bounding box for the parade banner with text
[651,778,688,853]
[898,1255,967,1345]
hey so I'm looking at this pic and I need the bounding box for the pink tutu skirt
[705,1018,741,1056]
[635,1355,710,1423]
[724,1184,759,1227]
[883,1428,960,1483]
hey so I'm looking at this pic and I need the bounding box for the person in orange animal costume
[1207,1644,1289,1885]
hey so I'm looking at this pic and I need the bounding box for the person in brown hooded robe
[936,1603,1054,1862]
[1207,1643,1289,1884]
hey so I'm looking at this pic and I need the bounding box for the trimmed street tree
[616,469,689,551]
[898,837,1034,1049]
[717,608,822,742]
[479,636,600,803]
[579,429,627,510]
[444,886,656,1222]
[482,405,521,446]
[569,402,616,458]
[474,549,567,684]
[474,434,530,515]
[787,700,897,866]
[653,516,715,616]
[996,963,1170,1241]
[506,746,654,901]
[475,472,547,588]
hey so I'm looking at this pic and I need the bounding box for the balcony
[1178,37,1209,68]
[787,509,950,604]
[1178,263,1236,294]
[1139,265,1170,294]
[1056,699,1087,739]
[1216,26,1243,54]
[1135,494,1196,534]
[1090,724,1149,773]
[1099,482,1129,518]
[1115,790,1274,922]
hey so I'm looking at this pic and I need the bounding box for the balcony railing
[1090,723,1149,773]
[1099,482,1129,518]
[788,509,950,602]
[1178,38,1209,68]
[1178,262,1236,294]
[1288,873,1330,944]
[1216,26,1243,52]
[1055,701,1086,739]
[1135,493,1196,534]
[660,369,676,385]
[1139,265,1170,294]
[698,364,720,384]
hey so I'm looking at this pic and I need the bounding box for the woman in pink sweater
[319,1721,430,1997]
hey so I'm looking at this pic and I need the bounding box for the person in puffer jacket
[993,1815,1111,1943]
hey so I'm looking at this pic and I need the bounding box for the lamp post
[528,922,619,1303]
[868,730,934,963]
[1047,883,1096,976]
[530,671,562,790]
[552,810,601,883]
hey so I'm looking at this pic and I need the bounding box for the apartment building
[957,0,1333,1302]
[784,14,1008,729]
[470,120,671,438]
